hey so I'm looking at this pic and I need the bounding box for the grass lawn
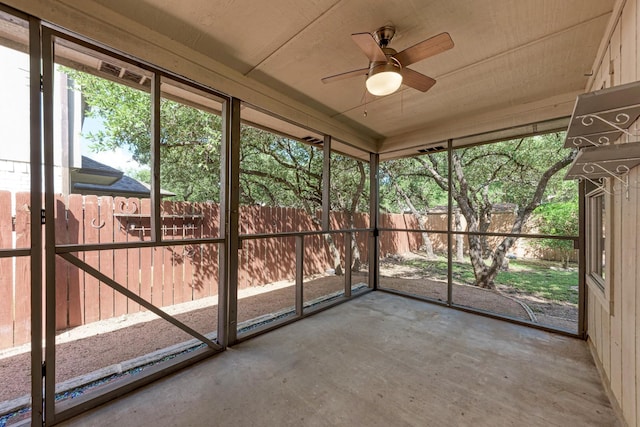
[402,256,578,304]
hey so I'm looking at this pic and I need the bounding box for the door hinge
[40,75,43,93]
[41,209,46,224]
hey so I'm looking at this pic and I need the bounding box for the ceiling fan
[321,26,454,97]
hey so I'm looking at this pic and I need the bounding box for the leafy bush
[532,201,579,268]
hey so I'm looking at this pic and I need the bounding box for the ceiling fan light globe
[366,65,403,96]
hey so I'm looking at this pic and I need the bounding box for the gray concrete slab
[58,292,619,426]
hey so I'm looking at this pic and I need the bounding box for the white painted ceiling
[87,0,614,155]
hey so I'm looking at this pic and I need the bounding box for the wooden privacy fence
[0,192,31,350]
[0,191,574,350]
[52,195,222,334]
[0,192,395,350]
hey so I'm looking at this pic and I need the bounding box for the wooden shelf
[564,81,640,148]
[113,213,204,219]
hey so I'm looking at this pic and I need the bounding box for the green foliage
[239,125,323,209]
[496,261,578,304]
[379,153,448,214]
[452,134,574,212]
[532,201,579,266]
[403,257,474,283]
[67,70,153,161]
[379,134,577,287]
[159,98,223,202]
[404,257,578,304]
[533,201,579,236]
[65,67,368,216]
[379,135,577,218]
[331,153,369,214]
[66,68,223,202]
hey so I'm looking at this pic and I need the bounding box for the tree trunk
[325,233,343,275]
[386,142,576,291]
[454,209,464,262]
[468,235,497,289]
[475,270,498,289]
[351,233,362,272]
[343,161,367,272]
[449,149,576,290]
[384,168,436,259]
[479,189,493,259]
[417,215,436,259]
[308,215,343,276]
[455,235,465,262]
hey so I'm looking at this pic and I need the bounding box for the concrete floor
[59,292,619,426]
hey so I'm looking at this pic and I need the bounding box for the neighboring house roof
[71,156,175,198]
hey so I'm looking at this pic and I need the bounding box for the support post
[344,232,352,297]
[217,99,231,348]
[29,16,44,426]
[225,98,241,345]
[447,139,453,306]
[577,179,586,337]
[369,153,379,290]
[42,26,57,425]
[150,73,162,241]
[322,135,331,230]
[295,235,304,316]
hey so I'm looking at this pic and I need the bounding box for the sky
[80,116,144,172]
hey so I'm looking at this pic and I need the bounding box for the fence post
[54,194,69,330]
[14,192,32,346]
[0,191,14,349]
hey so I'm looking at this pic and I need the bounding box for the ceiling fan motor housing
[373,25,396,48]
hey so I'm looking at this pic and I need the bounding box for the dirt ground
[378,253,578,331]
[0,263,577,412]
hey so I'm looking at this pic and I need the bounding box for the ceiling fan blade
[321,68,369,84]
[401,68,436,92]
[394,32,454,66]
[351,32,387,62]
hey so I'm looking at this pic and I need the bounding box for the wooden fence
[0,191,571,350]
[0,192,402,350]
[0,192,30,350]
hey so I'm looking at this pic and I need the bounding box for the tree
[67,69,223,202]
[379,154,448,259]
[532,200,579,268]
[380,134,576,289]
[67,68,368,273]
[239,125,323,209]
[330,153,369,271]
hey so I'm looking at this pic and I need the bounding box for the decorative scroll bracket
[583,163,631,199]
[564,81,640,148]
[577,111,639,140]
[582,162,630,184]
[578,175,613,196]
[580,163,633,199]
[564,141,640,200]
[568,134,617,148]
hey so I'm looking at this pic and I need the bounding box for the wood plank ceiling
[84,0,615,156]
